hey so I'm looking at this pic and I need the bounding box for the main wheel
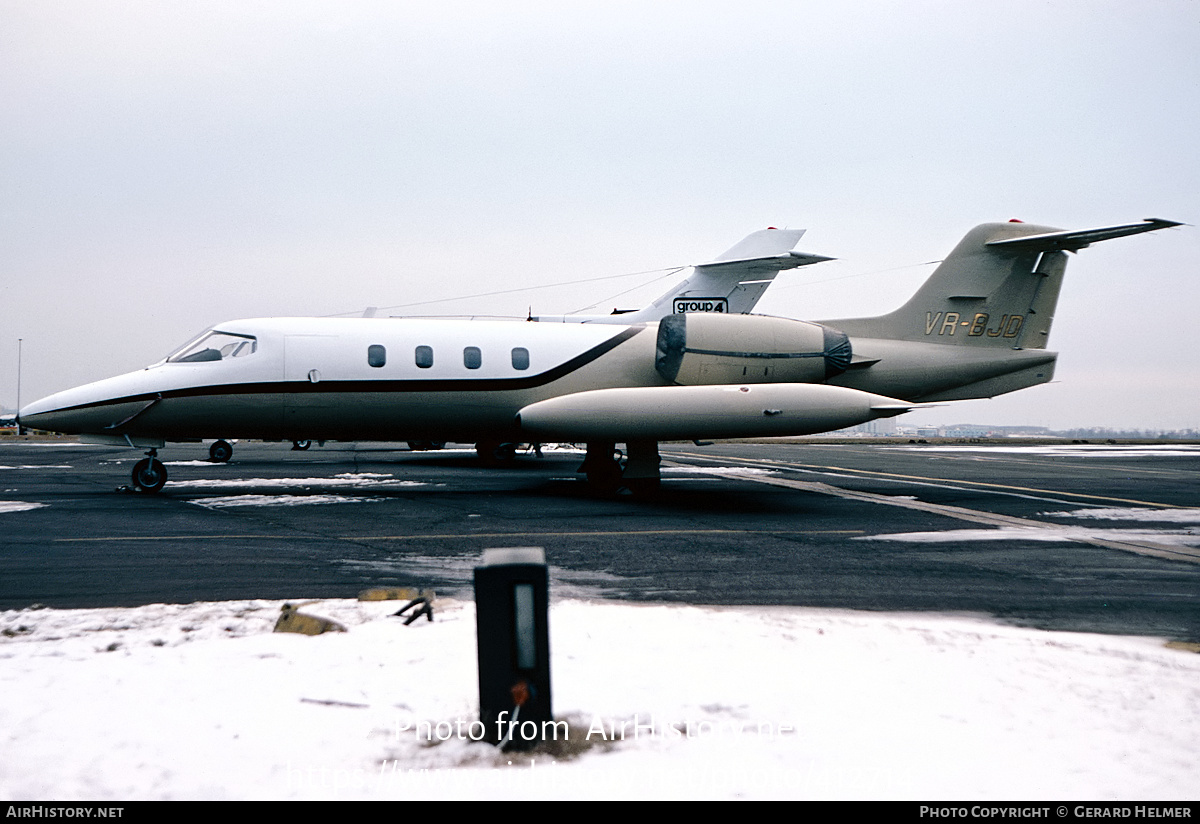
[209,440,233,462]
[131,458,168,493]
[476,441,517,465]
[585,462,624,493]
[292,440,312,450]
[580,442,624,493]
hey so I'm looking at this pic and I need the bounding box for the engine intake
[655,313,851,385]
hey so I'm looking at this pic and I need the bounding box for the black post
[474,547,552,750]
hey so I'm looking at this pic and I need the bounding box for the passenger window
[415,345,433,369]
[368,344,386,368]
[511,347,530,370]
[464,346,482,369]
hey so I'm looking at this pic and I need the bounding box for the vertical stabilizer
[537,228,834,323]
[625,228,832,321]
[823,218,1179,350]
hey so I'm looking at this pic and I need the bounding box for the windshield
[167,330,258,363]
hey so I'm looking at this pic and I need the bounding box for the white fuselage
[18,314,925,444]
[18,317,662,442]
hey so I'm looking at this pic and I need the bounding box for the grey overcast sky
[2,1,1197,430]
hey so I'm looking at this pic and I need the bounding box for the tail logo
[925,312,1024,338]
[674,297,729,314]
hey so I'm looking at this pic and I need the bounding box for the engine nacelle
[654,313,851,385]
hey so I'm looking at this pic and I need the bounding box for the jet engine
[654,313,851,385]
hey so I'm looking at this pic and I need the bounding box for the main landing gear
[475,441,519,465]
[130,448,168,493]
[579,440,661,495]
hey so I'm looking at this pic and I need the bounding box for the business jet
[17,217,1180,493]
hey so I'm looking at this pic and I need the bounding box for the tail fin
[621,228,833,321]
[825,218,1180,349]
[536,228,833,324]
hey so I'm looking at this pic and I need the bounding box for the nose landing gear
[208,440,234,462]
[131,448,168,493]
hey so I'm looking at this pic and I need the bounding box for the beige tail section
[825,218,1180,350]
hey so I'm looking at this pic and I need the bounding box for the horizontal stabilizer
[695,227,833,275]
[695,250,836,274]
[708,228,807,262]
[985,218,1182,253]
[587,227,833,323]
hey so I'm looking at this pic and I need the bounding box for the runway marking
[663,455,1200,565]
[53,529,863,543]
[664,451,1188,509]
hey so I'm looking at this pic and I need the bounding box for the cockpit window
[168,331,258,363]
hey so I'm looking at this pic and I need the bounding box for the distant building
[835,417,899,436]
[942,425,991,439]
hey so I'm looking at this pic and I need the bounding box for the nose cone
[17,393,67,432]
[17,374,159,435]
[17,390,94,434]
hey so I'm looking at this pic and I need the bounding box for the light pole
[16,338,23,436]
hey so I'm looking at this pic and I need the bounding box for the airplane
[17,217,1180,494]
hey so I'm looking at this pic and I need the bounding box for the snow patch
[188,494,388,508]
[1043,507,1200,524]
[906,445,1200,458]
[168,474,427,490]
[664,466,778,476]
[859,526,1200,547]
[0,500,46,514]
[0,598,1196,799]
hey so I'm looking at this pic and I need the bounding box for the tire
[131,458,168,493]
[476,441,517,465]
[622,477,661,496]
[292,440,312,450]
[209,440,233,463]
[585,461,624,493]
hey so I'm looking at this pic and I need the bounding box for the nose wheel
[208,440,233,462]
[131,449,168,493]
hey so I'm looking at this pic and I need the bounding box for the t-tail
[534,227,833,323]
[822,218,1181,402]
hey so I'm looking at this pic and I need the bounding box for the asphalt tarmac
[2,438,1198,641]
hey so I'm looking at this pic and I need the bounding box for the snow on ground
[187,494,390,508]
[859,526,1200,547]
[1044,507,1200,524]
[1,598,1197,800]
[0,501,45,514]
[861,506,1200,548]
[902,445,1200,458]
[168,473,428,490]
